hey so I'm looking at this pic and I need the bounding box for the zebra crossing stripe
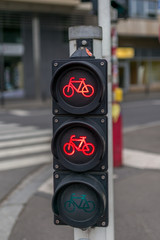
[0,129,51,141]
[0,123,19,129]
[0,121,52,170]
[0,126,38,134]
[38,177,53,195]
[0,136,50,148]
[0,143,51,158]
[8,110,30,116]
[123,148,160,169]
[0,154,51,171]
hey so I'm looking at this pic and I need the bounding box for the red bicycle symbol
[63,135,95,156]
[63,77,94,98]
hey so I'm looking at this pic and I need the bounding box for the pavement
[0,98,51,110]
[8,122,160,240]
[123,91,160,102]
[0,97,160,240]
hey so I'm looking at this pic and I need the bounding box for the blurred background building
[0,0,159,100]
[117,0,160,94]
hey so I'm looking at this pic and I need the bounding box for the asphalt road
[0,98,160,240]
[122,99,160,127]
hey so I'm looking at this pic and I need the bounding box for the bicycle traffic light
[111,0,128,18]
[51,48,108,229]
[50,58,107,115]
[52,117,107,172]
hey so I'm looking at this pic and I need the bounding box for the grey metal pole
[98,1,115,240]
[0,22,4,106]
[32,15,41,100]
[69,24,113,240]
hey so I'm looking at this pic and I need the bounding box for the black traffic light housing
[81,0,128,18]
[51,48,108,229]
[53,172,108,228]
[51,58,107,115]
[81,0,98,15]
[52,116,108,172]
[111,0,128,18]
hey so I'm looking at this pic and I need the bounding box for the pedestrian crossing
[0,121,52,171]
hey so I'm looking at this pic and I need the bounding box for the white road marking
[113,174,118,179]
[0,126,38,134]
[123,148,160,169]
[152,100,160,105]
[8,109,50,117]
[9,110,30,116]
[0,165,51,240]
[0,154,51,171]
[0,136,50,148]
[0,129,51,141]
[0,205,23,240]
[0,121,51,171]
[122,99,160,108]
[123,121,160,133]
[38,177,53,195]
[0,144,50,158]
[0,123,19,129]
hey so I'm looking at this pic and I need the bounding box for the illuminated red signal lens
[52,118,106,172]
[59,68,98,108]
[62,77,94,98]
[63,135,95,156]
[51,60,107,115]
[59,127,97,165]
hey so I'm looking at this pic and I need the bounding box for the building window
[0,13,24,98]
[129,60,160,91]
[130,0,157,18]
[3,27,22,43]
[4,57,24,91]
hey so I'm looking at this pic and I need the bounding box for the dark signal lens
[58,183,99,227]
[53,173,108,228]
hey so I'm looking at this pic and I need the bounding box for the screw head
[54,63,58,67]
[100,62,104,66]
[102,221,106,226]
[101,175,106,180]
[55,174,59,179]
[101,119,105,123]
[54,109,59,113]
[82,40,87,46]
[55,164,59,169]
[101,165,105,170]
[54,118,59,123]
[101,109,105,114]
[55,219,60,224]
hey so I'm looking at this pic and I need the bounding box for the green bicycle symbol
[64,193,95,213]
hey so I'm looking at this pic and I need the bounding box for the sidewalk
[0,98,51,110]
[8,121,160,240]
[123,91,160,102]
[0,90,159,110]
[123,123,160,169]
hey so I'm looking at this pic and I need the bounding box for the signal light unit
[51,50,108,229]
